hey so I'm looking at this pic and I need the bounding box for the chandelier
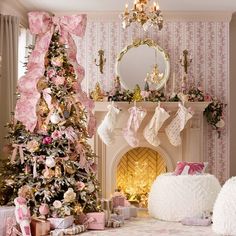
[120,0,163,31]
[146,64,164,84]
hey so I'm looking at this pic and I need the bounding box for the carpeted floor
[82,217,218,236]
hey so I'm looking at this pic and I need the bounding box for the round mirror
[115,39,170,91]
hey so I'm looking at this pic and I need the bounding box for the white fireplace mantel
[90,101,210,198]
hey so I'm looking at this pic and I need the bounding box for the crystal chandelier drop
[120,0,163,31]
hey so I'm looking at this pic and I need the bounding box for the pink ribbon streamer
[11,144,24,164]
[14,12,95,135]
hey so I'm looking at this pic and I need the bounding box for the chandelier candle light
[121,0,163,31]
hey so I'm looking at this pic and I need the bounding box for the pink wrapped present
[86,212,105,230]
[6,217,22,236]
[112,196,125,207]
[48,216,74,229]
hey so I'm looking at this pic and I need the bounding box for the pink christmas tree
[0,12,100,218]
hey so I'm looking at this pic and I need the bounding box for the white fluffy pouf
[212,177,236,235]
[148,173,221,222]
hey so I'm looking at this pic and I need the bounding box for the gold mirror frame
[115,38,170,91]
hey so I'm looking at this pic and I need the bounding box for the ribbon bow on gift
[14,12,95,136]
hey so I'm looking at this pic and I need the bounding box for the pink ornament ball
[39,203,49,216]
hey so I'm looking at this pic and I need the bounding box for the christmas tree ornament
[54,165,62,178]
[74,203,83,215]
[39,203,49,217]
[46,156,56,168]
[50,112,61,124]
[144,102,170,147]
[64,162,76,174]
[37,76,48,92]
[165,103,193,146]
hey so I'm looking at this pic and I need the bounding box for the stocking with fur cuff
[97,103,120,145]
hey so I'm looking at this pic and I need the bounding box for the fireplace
[116,147,166,207]
[90,101,209,198]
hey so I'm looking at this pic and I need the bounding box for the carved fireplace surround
[89,101,209,198]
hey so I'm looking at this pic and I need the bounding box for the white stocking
[144,103,170,147]
[97,103,120,145]
[165,103,193,146]
[123,106,146,147]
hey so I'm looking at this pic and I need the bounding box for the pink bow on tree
[15,12,95,136]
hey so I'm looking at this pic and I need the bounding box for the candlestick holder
[179,49,192,74]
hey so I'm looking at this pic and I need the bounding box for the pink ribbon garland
[11,144,24,164]
[14,12,95,135]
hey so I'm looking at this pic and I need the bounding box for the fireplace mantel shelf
[94,101,210,112]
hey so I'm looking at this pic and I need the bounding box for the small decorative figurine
[114,76,122,94]
[90,82,104,101]
[14,197,32,236]
[133,84,143,101]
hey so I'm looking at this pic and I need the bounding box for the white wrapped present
[48,216,74,229]
[129,206,138,217]
[114,206,130,220]
[0,206,15,236]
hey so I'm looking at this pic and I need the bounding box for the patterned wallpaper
[75,14,229,184]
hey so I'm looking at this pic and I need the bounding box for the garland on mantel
[106,84,226,137]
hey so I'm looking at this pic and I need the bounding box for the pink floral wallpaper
[75,15,229,184]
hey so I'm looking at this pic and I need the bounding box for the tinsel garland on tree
[0,31,100,218]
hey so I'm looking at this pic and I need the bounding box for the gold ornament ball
[37,77,48,91]
[65,162,76,174]
[55,165,62,178]
[74,204,83,215]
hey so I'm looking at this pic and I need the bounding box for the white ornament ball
[50,113,61,124]
[46,156,56,168]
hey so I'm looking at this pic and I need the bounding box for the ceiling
[16,0,236,12]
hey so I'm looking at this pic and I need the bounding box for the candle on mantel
[172,73,175,94]
[164,80,167,95]
[125,3,129,14]
[153,2,157,11]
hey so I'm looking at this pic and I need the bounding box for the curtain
[0,14,19,158]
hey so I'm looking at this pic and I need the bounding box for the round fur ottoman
[212,177,236,235]
[148,173,221,221]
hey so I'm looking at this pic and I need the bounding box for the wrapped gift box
[0,206,15,236]
[48,216,74,229]
[110,213,124,224]
[86,212,105,230]
[31,218,50,236]
[114,206,130,220]
[112,196,125,207]
[129,206,138,217]
[50,225,86,236]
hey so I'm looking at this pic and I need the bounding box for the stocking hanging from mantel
[144,102,170,147]
[97,103,120,145]
[123,106,147,147]
[165,103,193,147]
